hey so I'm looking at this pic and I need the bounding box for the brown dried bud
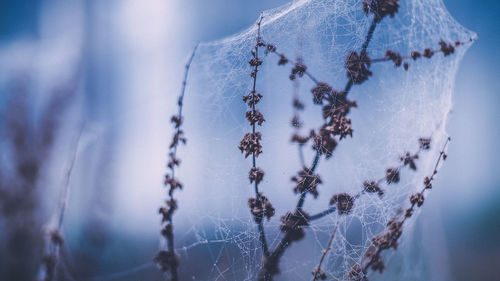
[423,176,432,189]
[278,55,289,65]
[411,51,421,60]
[312,129,338,159]
[249,57,263,67]
[363,0,400,23]
[243,90,263,107]
[400,152,418,170]
[385,168,400,184]
[325,115,353,140]
[291,62,307,80]
[291,167,322,198]
[423,48,434,58]
[329,193,354,215]
[171,115,183,128]
[248,193,275,223]
[410,192,425,207]
[249,167,265,185]
[439,40,455,56]
[363,180,384,197]
[170,130,187,149]
[311,82,332,105]
[419,137,431,150]
[385,50,402,67]
[293,98,304,110]
[345,50,372,84]
[239,132,263,158]
[167,152,181,169]
[265,44,276,53]
[164,175,183,194]
[246,110,265,126]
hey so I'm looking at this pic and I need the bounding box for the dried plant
[218,1,474,280]
[38,128,84,281]
[0,74,76,281]
[348,137,451,281]
[154,44,198,280]
[240,14,275,258]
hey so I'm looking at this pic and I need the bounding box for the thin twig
[259,17,380,281]
[39,126,84,281]
[356,137,451,279]
[312,220,340,281]
[156,43,199,281]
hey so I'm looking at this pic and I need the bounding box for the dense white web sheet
[170,0,474,280]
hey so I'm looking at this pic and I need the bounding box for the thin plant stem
[312,220,340,281]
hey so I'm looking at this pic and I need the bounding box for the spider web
[169,0,474,280]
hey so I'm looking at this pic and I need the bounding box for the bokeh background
[0,0,499,280]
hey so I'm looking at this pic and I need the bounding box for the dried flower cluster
[309,136,432,224]
[238,15,274,258]
[150,0,472,280]
[363,0,400,23]
[346,50,372,84]
[291,167,323,198]
[155,44,198,281]
[373,39,469,71]
[349,138,450,280]
[245,0,471,279]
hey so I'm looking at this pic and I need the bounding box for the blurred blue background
[0,0,499,280]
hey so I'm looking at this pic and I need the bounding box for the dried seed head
[330,193,355,215]
[290,62,307,80]
[311,82,332,105]
[249,167,265,185]
[419,137,431,150]
[243,91,263,107]
[325,115,353,140]
[363,180,384,197]
[363,0,400,23]
[291,167,322,198]
[248,193,275,223]
[385,168,400,184]
[439,40,455,56]
[280,210,309,242]
[246,110,265,126]
[312,129,338,158]
[423,48,434,58]
[345,50,372,84]
[423,176,432,189]
[400,152,418,171]
[238,132,263,158]
[410,192,425,207]
[385,50,402,67]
